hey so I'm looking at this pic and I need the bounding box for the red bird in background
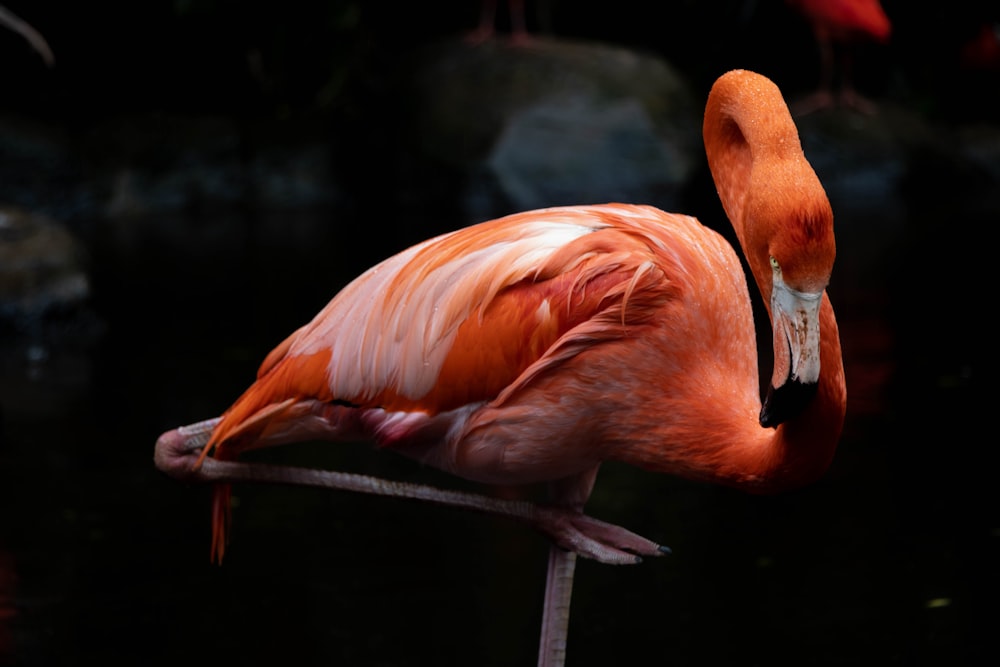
[785,0,891,114]
[960,23,1000,70]
[155,70,846,666]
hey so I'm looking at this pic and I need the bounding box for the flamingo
[785,0,891,114]
[960,23,1000,71]
[155,69,846,666]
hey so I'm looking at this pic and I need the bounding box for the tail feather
[195,348,337,563]
[199,395,300,564]
[211,483,232,564]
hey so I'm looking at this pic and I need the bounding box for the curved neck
[755,295,846,492]
[620,296,845,494]
[619,71,846,494]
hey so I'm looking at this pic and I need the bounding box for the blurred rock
[0,113,90,224]
[84,114,341,219]
[0,205,90,330]
[0,206,100,419]
[409,36,701,220]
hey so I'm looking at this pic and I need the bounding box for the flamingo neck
[650,70,845,493]
[619,298,845,494]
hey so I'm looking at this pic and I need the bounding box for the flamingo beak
[759,280,823,428]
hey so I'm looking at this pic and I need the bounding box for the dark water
[0,127,997,667]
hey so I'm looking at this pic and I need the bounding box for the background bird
[960,22,1000,70]
[785,0,891,114]
[155,69,846,667]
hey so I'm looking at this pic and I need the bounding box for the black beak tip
[759,380,819,428]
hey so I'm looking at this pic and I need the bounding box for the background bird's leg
[791,28,837,115]
[465,0,498,44]
[816,31,836,99]
[465,0,529,45]
[508,0,529,44]
[837,48,878,115]
[536,467,599,667]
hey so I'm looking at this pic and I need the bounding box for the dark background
[2,0,998,122]
[1,2,998,666]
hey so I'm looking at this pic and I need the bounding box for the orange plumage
[157,69,846,666]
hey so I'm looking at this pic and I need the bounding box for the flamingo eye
[769,256,780,271]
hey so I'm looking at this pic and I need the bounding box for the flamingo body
[157,69,847,666]
[203,205,757,481]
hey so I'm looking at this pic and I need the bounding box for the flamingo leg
[791,31,836,115]
[154,421,671,565]
[836,49,878,115]
[791,25,881,116]
[464,0,530,45]
[508,0,529,44]
[533,466,600,666]
[537,547,576,667]
[465,0,498,44]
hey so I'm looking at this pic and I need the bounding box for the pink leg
[465,0,498,44]
[535,468,599,667]
[508,0,531,45]
[156,422,669,665]
[791,32,836,116]
[836,50,879,115]
[154,422,670,564]
[538,548,575,667]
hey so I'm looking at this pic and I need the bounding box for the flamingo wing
[201,203,707,459]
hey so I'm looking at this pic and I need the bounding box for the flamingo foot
[154,419,221,481]
[531,506,671,564]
